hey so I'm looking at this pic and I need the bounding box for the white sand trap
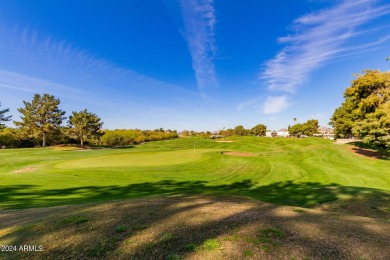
[13,166,37,173]
[223,151,255,157]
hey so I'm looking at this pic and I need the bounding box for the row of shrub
[0,128,178,148]
[100,129,178,146]
[0,128,75,148]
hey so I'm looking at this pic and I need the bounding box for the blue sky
[0,0,389,131]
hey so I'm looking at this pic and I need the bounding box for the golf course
[1,137,390,259]
[2,0,390,258]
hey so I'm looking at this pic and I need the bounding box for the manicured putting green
[56,149,217,168]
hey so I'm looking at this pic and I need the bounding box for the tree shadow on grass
[349,141,390,160]
[1,180,389,219]
[1,193,389,259]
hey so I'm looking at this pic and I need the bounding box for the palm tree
[293,118,297,122]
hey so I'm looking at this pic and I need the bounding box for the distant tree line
[101,129,178,146]
[178,124,267,139]
[330,70,390,147]
[0,93,178,148]
[218,124,267,137]
[288,119,319,137]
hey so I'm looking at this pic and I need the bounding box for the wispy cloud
[262,0,390,93]
[0,69,99,103]
[237,97,262,111]
[0,25,201,129]
[260,0,390,114]
[179,0,218,97]
[0,25,197,101]
[263,95,288,115]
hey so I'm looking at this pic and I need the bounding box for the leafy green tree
[331,70,390,146]
[14,93,66,147]
[221,128,234,137]
[234,125,247,136]
[289,119,319,137]
[304,119,319,136]
[329,99,355,138]
[251,124,267,136]
[0,128,17,147]
[288,123,303,137]
[0,102,12,129]
[68,109,103,148]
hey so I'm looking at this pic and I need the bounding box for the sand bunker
[13,166,37,173]
[215,140,235,143]
[224,151,255,157]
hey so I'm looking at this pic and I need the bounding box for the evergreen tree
[68,109,103,148]
[329,99,354,138]
[0,102,12,129]
[14,93,66,147]
[331,70,390,146]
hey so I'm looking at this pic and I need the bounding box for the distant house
[210,131,222,139]
[313,126,334,139]
[319,127,333,135]
[266,130,289,138]
[276,128,289,137]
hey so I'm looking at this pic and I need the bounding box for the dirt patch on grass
[52,145,93,151]
[12,166,37,173]
[215,140,235,143]
[349,147,387,159]
[224,151,255,157]
[1,195,389,259]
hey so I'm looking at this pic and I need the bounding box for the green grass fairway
[1,137,390,214]
[56,149,215,168]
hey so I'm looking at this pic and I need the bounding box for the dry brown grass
[1,195,389,259]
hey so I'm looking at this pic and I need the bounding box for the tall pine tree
[15,93,66,147]
[0,102,12,129]
[68,109,103,148]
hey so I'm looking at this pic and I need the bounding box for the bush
[100,129,177,146]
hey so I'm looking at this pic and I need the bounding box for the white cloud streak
[180,0,218,97]
[0,69,99,103]
[263,96,288,115]
[0,25,203,130]
[0,26,197,101]
[261,0,390,114]
[237,97,262,111]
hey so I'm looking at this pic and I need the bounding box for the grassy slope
[1,137,389,211]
